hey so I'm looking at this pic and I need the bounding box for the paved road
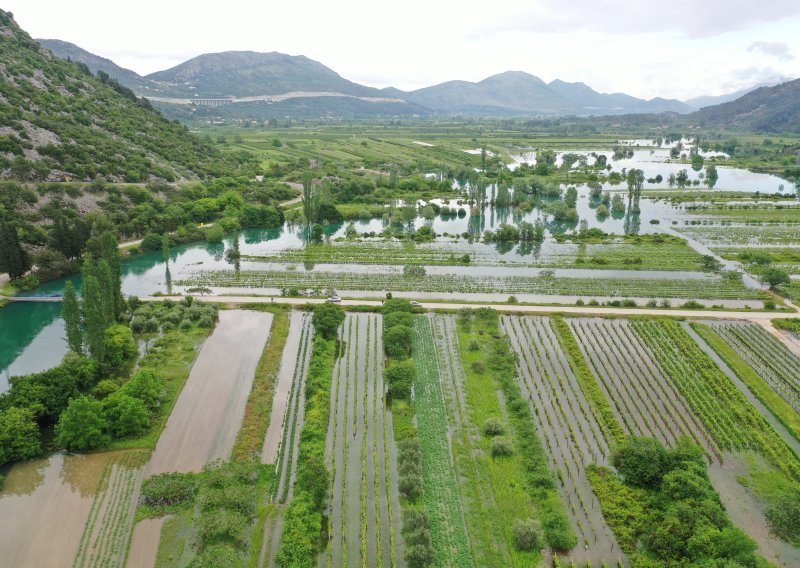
[140,294,799,322]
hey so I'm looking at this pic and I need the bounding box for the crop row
[631,320,800,481]
[710,322,800,414]
[73,451,148,568]
[177,270,763,300]
[323,313,402,567]
[567,318,720,459]
[412,316,473,567]
[676,225,800,245]
[273,313,314,503]
[502,315,623,564]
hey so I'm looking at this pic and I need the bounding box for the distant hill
[37,38,149,91]
[689,79,800,133]
[1,11,226,182]
[394,71,691,116]
[145,51,386,98]
[684,78,794,110]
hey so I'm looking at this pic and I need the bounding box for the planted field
[145,310,274,476]
[73,451,149,568]
[177,269,763,300]
[412,316,472,568]
[630,320,800,481]
[676,225,800,245]
[321,313,405,567]
[707,322,800,414]
[566,318,720,458]
[429,314,537,566]
[501,315,623,566]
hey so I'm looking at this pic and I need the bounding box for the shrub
[196,509,250,550]
[140,233,162,252]
[613,436,671,488]
[0,406,41,465]
[482,418,505,437]
[512,518,542,551]
[385,325,414,359]
[399,473,423,500]
[490,437,514,457]
[312,303,345,340]
[102,324,137,374]
[120,370,163,412]
[141,472,198,507]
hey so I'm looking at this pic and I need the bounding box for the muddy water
[126,517,166,568]
[145,310,273,475]
[0,452,120,568]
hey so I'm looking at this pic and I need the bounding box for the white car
[326,296,341,303]
[410,301,422,307]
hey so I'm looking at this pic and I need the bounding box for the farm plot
[501,316,623,566]
[412,316,473,568]
[429,314,535,567]
[73,451,149,568]
[630,319,800,481]
[145,310,274,476]
[707,321,800,414]
[268,311,314,499]
[321,313,405,568]
[566,318,719,458]
[676,225,800,245]
[177,269,763,300]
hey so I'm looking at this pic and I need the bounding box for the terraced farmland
[707,322,800,414]
[320,313,405,567]
[501,315,623,566]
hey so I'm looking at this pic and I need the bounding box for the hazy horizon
[5,0,800,100]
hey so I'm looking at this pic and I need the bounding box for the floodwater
[145,309,273,475]
[0,452,125,568]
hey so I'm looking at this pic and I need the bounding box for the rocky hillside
[0,11,230,183]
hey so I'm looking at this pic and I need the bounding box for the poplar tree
[100,231,121,314]
[96,259,115,326]
[82,273,104,360]
[161,233,170,263]
[62,281,82,354]
[0,221,31,280]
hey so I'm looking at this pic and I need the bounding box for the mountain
[36,38,149,91]
[393,71,691,116]
[145,51,386,98]
[0,11,226,182]
[689,79,800,133]
[685,78,794,110]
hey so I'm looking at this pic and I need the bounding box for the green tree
[386,360,415,399]
[0,221,31,280]
[384,325,414,359]
[55,397,110,451]
[613,436,670,488]
[62,281,82,354]
[162,233,170,263]
[103,393,150,437]
[82,271,105,361]
[760,267,791,290]
[120,370,163,411]
[312,303,345,340]
[705,164,719,188]
[102,324,137,374]
[96,259,115,326]
[100,231,122,313]
[0,406,41,465]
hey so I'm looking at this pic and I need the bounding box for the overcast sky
[6,0,800,100]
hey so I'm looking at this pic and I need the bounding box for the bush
[490,437,514,457]
[386,360,415,400]
[140,233,162,252]
[102,324,137,374]
[189,544,245,568]
[512,518,542,551]
[120,370,163,411]
[482,418,505,437]
[384,311,414,329]
[55,397,109,451]
[399,473,423,500]
[613,436,671,489]
[141,472,198,507]
[196,509,250,550]
[385,325,414,359]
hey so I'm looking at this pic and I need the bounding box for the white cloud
[748,41,795,61]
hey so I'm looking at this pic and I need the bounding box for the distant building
[191,99,233,108]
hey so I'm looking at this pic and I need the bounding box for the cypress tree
[62,281,82,354]
[100,231,121,315]
[161,234,170,264]
[0,221,31,280]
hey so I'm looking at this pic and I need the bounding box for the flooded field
[0,451,142,568]
[145,309,274,475]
